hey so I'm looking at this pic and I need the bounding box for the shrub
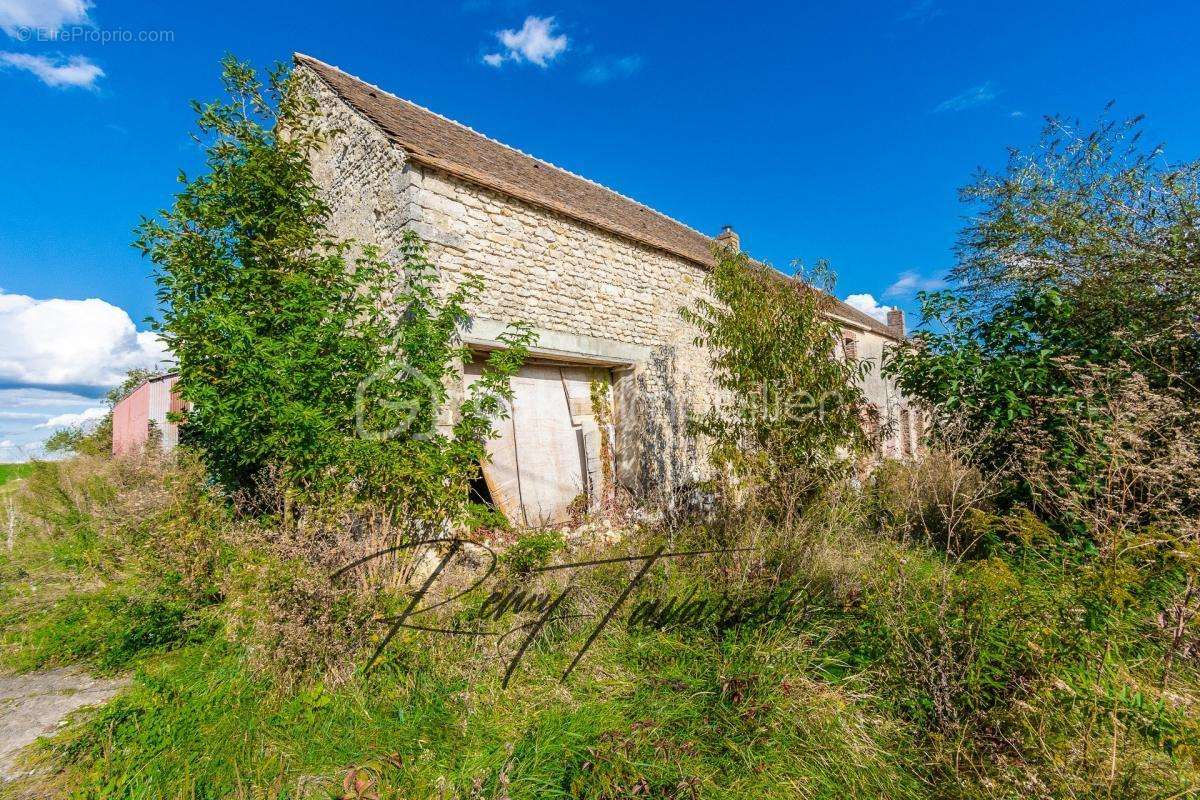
[682,247,868,524]
[136,57,533,526]
[502,529,566,575]
[886,113,1200,501]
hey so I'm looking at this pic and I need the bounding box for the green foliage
[501,529,566,575]
[886,287,1077,449]
[8,588,215,673]
[953,113,1200,396]
[4,454,1200,798]
[886,113,1200,513]
[463,501,511,534]
[135,57,532,521]
[1,458,226,678]
[682,248,869,517]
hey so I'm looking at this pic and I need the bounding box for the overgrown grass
[1,455,1198,799]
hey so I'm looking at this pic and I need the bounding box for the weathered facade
[295,54,922,524]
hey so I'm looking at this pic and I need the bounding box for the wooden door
[466,360,596,526]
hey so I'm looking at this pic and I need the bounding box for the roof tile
[294,53,899,340]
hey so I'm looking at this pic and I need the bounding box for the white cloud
[884,270,946,298]
[0,410,42,419]
[844,293,895,323]
[0,51,103,88]
[0,387,98,409]
[0,0,91,38]
[581,55,642,84]
[36,405,106,429]
[0,387,98,461]
[0,439,14,447]
[934,82,996,113]
[0,289,169,390]
[484,15,567,68]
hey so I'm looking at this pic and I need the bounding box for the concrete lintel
[463,318,650,367]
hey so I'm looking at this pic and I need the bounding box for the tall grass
[1,454,1197,799]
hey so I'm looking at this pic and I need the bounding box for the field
[0,455,1196,799]
[0,463,33,489]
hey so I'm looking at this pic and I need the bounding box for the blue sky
[2,0,1199,460]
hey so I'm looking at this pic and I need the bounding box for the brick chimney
[715,224,740,252]
[886,308,905,338]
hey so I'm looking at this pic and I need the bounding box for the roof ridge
[292,52,713,245]
[291,53,899,342]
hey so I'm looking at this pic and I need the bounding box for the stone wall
[299,64,715,497]
[297,63,923,501]
[841,324,919,459]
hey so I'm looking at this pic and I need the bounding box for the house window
[900,408,912,457]
[843,335,858,361]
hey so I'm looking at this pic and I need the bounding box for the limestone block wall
[299,64,716,497]
[298,62,924,503]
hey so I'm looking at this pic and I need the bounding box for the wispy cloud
[580,55,642,84]
[884,270,947,298]
[899,0,943,25]
[36,406,106,429]
[0,0,91,39]
[934,82,996,113]
[483,15,567,68]
[0,51,103,88]
[844,293,895,324]
[0,410,43,420]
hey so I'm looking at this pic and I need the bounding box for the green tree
[136,57,532,526]
[683,247,869,521]
[887,113,1200,486]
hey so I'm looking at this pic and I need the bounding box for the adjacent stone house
[294,54,921,525]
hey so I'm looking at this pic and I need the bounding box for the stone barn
[294,54,921,526]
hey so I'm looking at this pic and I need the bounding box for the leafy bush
[886,114,1200,507]
[501,529,566,575]
[682,246,868,523]
[136,57,533,526]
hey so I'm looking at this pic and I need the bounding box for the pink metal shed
[111,374,182,456]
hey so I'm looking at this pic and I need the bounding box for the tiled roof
[294,53,900,341]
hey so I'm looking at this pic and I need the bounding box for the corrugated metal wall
[111,375,182,456]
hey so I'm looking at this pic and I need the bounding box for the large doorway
[465,358,614,527]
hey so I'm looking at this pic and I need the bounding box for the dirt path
[0,669,127,783]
